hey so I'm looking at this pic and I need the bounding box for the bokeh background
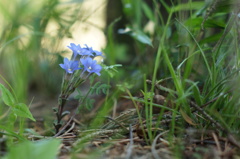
[0,0,239,123]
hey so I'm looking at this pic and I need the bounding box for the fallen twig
[54,113,76,137]
[125,125,134,159]
[190,101,226,132]
[151,130,169,159]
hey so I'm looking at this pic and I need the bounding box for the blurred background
[0,0,155,106]
[0,0,107,101]
[0,0,239,121]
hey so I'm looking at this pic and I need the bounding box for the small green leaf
[60,111,70,120]
[103,64,122,78]
[85,98,95,110]
[118,28,152,46]
[90,82,101,95]
[116,82,133,92]
[192,84,203,106]
[172,1,205,12]
[185,17,225,29]
[52,107,58,114]
[0,125,26,141]
[199,33,222,44]
[96,84,111,95]
[13,103,35,121]
[141,91,154,99]
[0,83,16,106]
[74,88,83,100]
[90,82,111,95]
[131,30,152,46]
[5,139,61,159]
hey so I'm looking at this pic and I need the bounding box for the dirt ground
[27,93,240,159]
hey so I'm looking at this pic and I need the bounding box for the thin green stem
[150,7,173,139]
[0,74,18,103]
[125,88,149,145]
[177,19,212,82]
[143,74,149,130]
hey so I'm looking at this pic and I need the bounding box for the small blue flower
[80,57,102,76]
[67,43,82,59]
[93,50,102,56]
[80,48,93,56]
[59,58,81,74]
[68,43,102,58]
[68,43,93,57]
[81,44,96,56]
[83,44,102,56]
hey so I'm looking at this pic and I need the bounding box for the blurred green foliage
[4,139,60,159]
[0,0,87,102]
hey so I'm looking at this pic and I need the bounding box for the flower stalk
[54,43,103,133]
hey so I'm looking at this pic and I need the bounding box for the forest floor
[27,91,240,159]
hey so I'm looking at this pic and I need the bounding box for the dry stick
[189,102,240,149]
[54,95,92,137]
[105,116,129,132]
[190,101,226,132]
[200,95,221,109]
[57,122,76,138]
[151,131,169,159]
[199,88,233,109]
[227,134,240,149]
[212,132,222,153]
[54,111,76,137]
[125,125,134,159]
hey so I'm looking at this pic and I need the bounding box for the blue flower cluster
[60,43,103,76]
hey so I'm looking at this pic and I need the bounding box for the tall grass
[1,0,240,158]
[119,0,240,145]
